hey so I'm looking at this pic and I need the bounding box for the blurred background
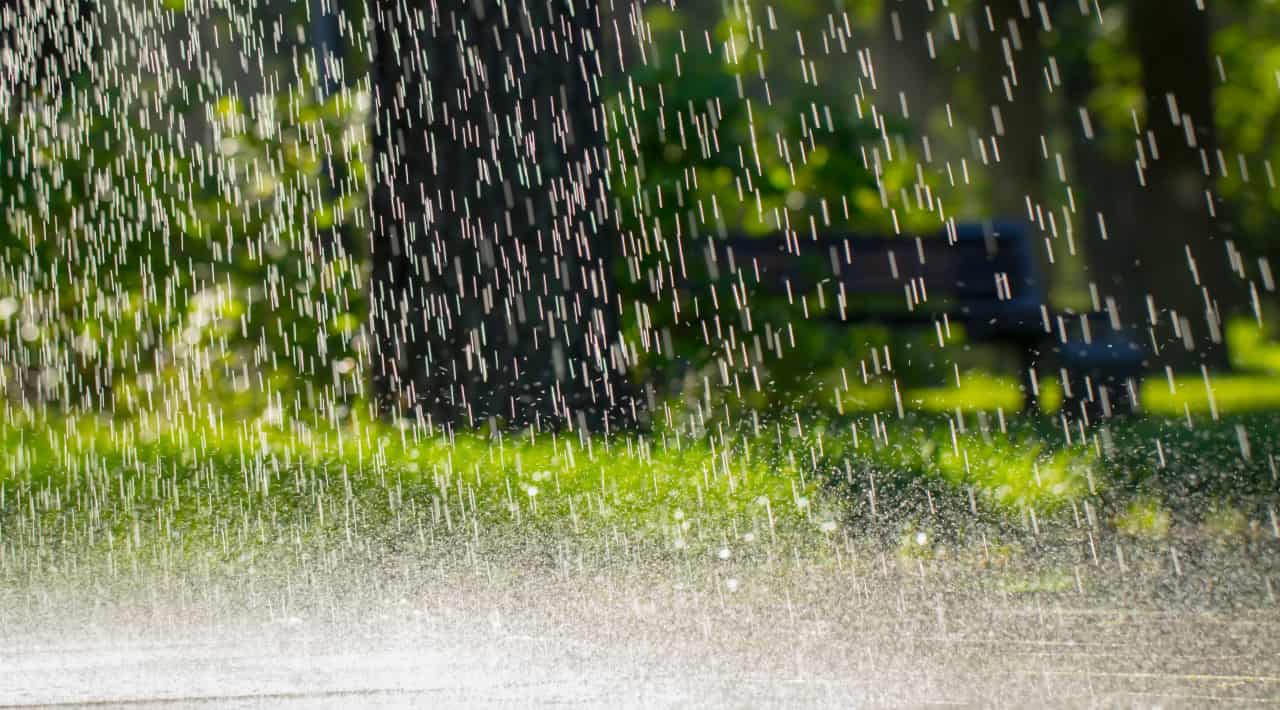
[2,0,1279,427]
[6,5,1280,703]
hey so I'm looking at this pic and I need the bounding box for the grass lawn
[2,397,1277,585]
[7,318,1278,573]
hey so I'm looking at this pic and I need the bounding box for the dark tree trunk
[1050,3,1149,415]
[975,1,1055,410]
[1065,1,1240,372]
[977,0,1046,222]
[1059,16,1141,311]
[1123,0,1239,370]
[877,0,942,133]
[368,0,635,434]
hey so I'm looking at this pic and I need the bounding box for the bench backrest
[695,221,1045,322]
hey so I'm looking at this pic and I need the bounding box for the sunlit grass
[1229,319,1280,373]
[823,421,1096,513]
[830,373,1056,417]
[890,318,1280,417]
[906,372,1063,415]
[1142,373,1280,415]
[905,368,1280,418]
[0,409,836,566]
[906,371,1023,414]
[0,405,1112,568]
[3,331,1278,570]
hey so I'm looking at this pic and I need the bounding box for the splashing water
[1,0,1279,705]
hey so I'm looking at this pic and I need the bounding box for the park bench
[688,221,1145,418]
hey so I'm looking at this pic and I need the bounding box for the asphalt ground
[3,538,1278,708]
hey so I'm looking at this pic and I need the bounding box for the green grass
[0,409,834,570]
[1143,372,1280,415]
[4,401,1275,576]
[903,369,1280,418]
[6,307,1280,577]
[1230,319,1280,374]
[892,318,1280,417]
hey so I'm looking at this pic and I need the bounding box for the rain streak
[1,0,1279,705]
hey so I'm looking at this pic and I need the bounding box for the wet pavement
[4,547,1278,708]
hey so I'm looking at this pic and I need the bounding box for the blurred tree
[1062,0,1246,371]
[1054,0,1147,334]
[976,0,1047,223]
[1125,0,1240,370]
[0,0,93,105]
[1210,0,1280,303]
[877,0,943,123]
[601,3,960,421]
[0,0,368,418]
[367,0,634,433]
